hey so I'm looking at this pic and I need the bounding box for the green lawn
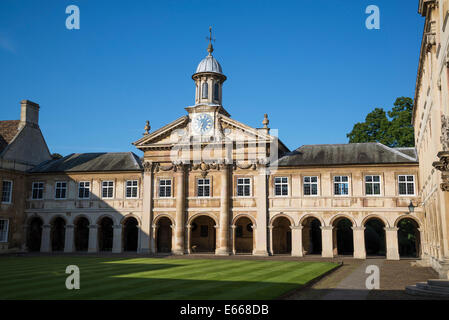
[0,256,338,300]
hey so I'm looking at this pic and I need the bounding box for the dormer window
[202,82,208,99]
[213,82,219,101]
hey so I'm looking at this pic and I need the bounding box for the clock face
[194,113,213,134]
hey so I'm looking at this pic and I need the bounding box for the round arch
[153,214,176,227]
[96,214,117,226]
[300,215,323,255]
[98,216,114,251]
[233,215,255,254]
[189,214,217,253]
[329,214,357,227]
[50,216,66,252]
[188,213,219,227]
[26,215,44,252]
[74,215,90,252]
[121,214,141,226]
[232,214,257,228]
[396,216,421,258]
[122,216,139,252]
[269,213,295,227]
[393,215,421,229]
[363,216,386,257]
[299,214,325,227]
[361,214,390,228]
[73,214,93,226]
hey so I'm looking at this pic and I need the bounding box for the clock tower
[187,27,229,137]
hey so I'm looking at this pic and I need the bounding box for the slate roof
[0,120,20,154]
[29,152,143,173]
[273,143,418,167]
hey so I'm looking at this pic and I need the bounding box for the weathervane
[206,26,215,55]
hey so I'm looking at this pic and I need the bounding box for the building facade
[0,39,426,268]
[413,0,449,278]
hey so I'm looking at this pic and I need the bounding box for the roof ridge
[375,143,417,161]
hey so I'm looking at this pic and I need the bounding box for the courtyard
[0,255,338,300]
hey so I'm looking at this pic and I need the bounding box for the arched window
[202,82,208,99]
[214,83,219,101]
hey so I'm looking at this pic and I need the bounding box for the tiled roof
[0,120,21,154]
[29,152,143,173]
[273,143,418,167]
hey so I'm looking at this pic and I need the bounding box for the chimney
[19,100,40,128]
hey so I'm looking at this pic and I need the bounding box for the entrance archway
[51,217,66,251]
[234,216,253,254]
[272,216,291,254]
[302,217,322,255]
[123,217,139,252]
[332,217,353,256]
[98,216,113,251]
[364,218,386,256]
[190,215,216,253]
[27,217,43,252]
[74,216,89,251]
[397,218,420,258]
[156,217,172,253]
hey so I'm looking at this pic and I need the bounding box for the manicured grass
[0,256,338,300]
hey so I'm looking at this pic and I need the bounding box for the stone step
[416,282,449,293]
[428,279,449,288]
[406,285,449,298]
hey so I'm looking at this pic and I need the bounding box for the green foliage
[347,97,415,147]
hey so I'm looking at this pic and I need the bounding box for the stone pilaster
[64,224,74,253]
[254,165,269,256]
[290,225,303,257]
[216,164,231,255]
[268,226,274,255]
[40,224,51,252]
[321,226,334,258]
[173,164,185,255]
[186,225,192,254]
[352,226,366,259]
[140,161,154,254]
[88,225,98,253]
[112,225,122,253]
[231,225,236,255]
[385,227,400,260]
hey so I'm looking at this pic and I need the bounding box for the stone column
[112,224,122,253]
[151,224,157,253]
[321,226,334,258]
[231,225,236,255]
[352,226,366,259]
[216,164,230,255]
[291,226,303,257]
[64,224,74,253]
[254,165,269,256]
[385,227,400,260]
[140,162,153,254]
[302,226,311,255]
[186,225,192,254]
[88,225,98,253]
[268,226,274,255]
[173,164,186,255]
[40,224,51,252]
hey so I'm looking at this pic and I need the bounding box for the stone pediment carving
[133,116,189,148]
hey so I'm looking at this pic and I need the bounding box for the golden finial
[143,120,151,135]
[206,26,215,55]
[262,114,269,129]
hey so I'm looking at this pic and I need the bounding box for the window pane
[311,184,317,195]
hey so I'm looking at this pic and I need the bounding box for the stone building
[0,100,52,251]
[413,0,449,278]
[0,38,423,265]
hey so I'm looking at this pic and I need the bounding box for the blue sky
[0,0,424,156]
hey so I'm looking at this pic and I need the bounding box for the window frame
[101,180,115,199]
[201,82,208,99]
[333,175,350,196]
[158,178,173,198]
[1,180,13,204]
[0,219,9,243]
[31,182,44,200]
[78,181,91,199]
[125,180,139,199]
[54,181,67,200]
[398,174,416,196]
[197,178,211,198]
[364,174,382,196]
[236,177,252,197]
[303,176,319,196]
[274,176,289,197]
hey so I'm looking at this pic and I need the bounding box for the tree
[346,97,415,147]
